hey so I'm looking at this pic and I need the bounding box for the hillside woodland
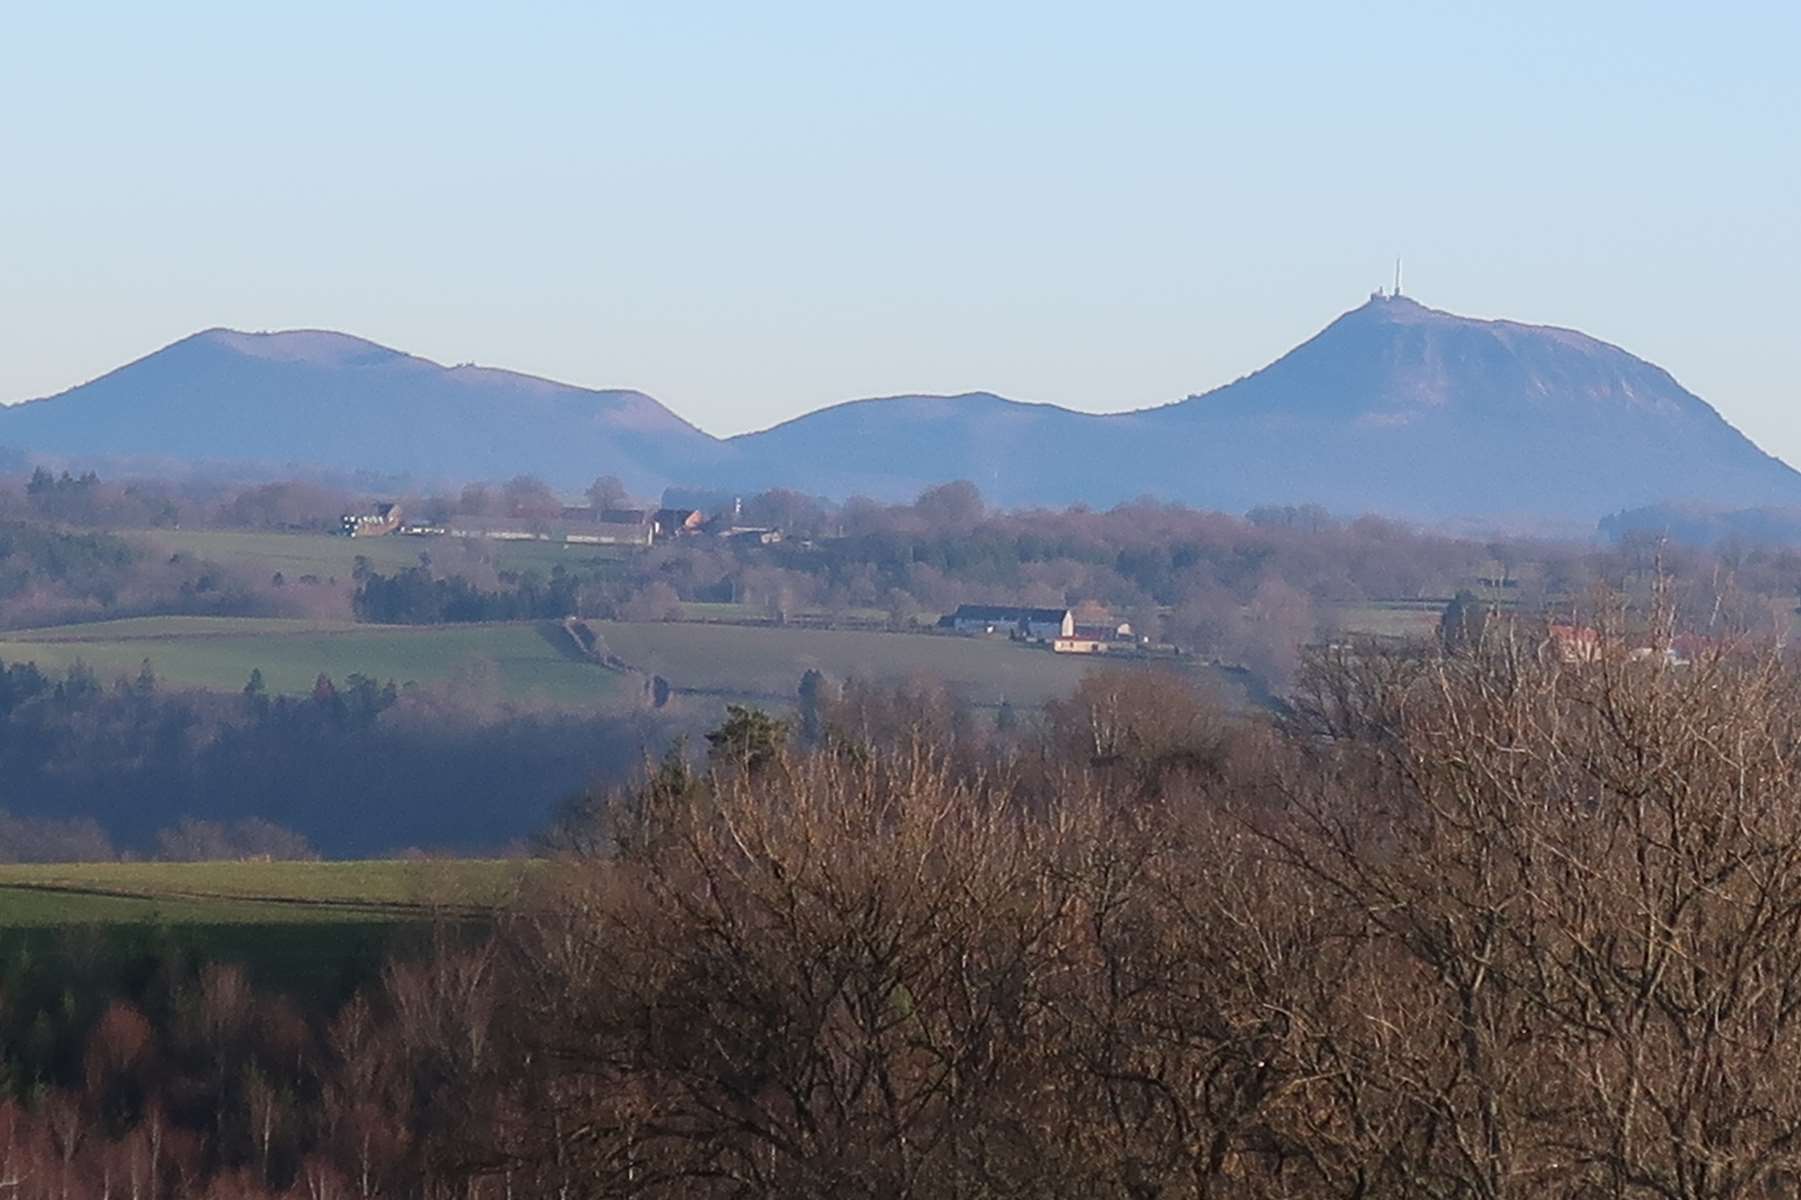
[6,471,1801,860]
[7,471,1801,678]
[0,661,668,858]
[10,609,1801,1197]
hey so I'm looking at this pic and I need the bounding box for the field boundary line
[0,881,497,919]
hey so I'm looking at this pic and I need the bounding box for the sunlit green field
[0,859,533,921]
[1326,599,1448,640]
[6,614,364,640]
[0,885,395,927]
[676,601,936,628]
[0,612,1238,711]
[136,527,636,580]
[0,616,626,707]
[591,620,1239,708]
[0,859,532,1000]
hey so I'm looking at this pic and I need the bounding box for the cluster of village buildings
[340,504,1725,666]
[340,501,1145,655]
[340,501,781,548]
[939,604,1141,655]
[1546,622,1716,667]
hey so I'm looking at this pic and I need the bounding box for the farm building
[444,518,545,541]
[653,508,706,538]
[1547,623,1602,664]
[440,516,654,547]
[1077,621,1134,641]
[944,604,1074,642]
[566,521,657,547]
[341,502,402,537]
[1544,623,1711,668]
[1053,622,1137,654]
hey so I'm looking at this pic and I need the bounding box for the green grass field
[1326,599,1449,640]
[0,859,532,919]
[137,527,636,580]
[38,528,1255,710]
[0,886,417,931]
[138,532,930,629]
[0,613,1242,711]
[676,601,937,628]
[6,614,364,640]
[0,860,529,1000]
[591,620,1242,708]
[0,616,627,707]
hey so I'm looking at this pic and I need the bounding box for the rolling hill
[5,296,1797,521]
[0,328,725,494]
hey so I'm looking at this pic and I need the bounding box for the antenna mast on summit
[1394,257,1403,297]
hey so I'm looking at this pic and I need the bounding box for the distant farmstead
[431,516,655,548]
[653,508,706,538]
[1547,623,1602,664]
[1054,621,1136,654]
[352,498,797,552]
[566,521,657,548]
[943,604,1075,642]
[341,502,402,537]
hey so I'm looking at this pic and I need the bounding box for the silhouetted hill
[715,392,1120,502]
[0,329,724,492]
[1600,503,1801,547]
[722,295,1801,519]
[6,299,1797,520]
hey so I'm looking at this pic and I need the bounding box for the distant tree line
[1601,501,1801,548]
[0,658,671,857]
[0,809,316,864]
[609,483,1801,683]
[350,562,587,624]
[0,519,351,630]
[6,467,1801,698]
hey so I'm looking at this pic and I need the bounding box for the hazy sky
[3,2,1797,457]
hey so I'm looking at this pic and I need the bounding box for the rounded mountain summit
[0,327,724,495]
[4,297,1794,521]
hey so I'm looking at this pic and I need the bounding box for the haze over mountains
[6,295,1797,522]
[0,329,725,496]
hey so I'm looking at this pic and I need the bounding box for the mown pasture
[590,620,1247,709]
[0,613,1242,712]
[0,859,530,1001]
[676,600,937,629]
[0,858,533,914]
[0,616,628,707]
[136,527,637,580]
[1325,598,1448,640]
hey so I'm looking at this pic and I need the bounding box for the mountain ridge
[2,326,722,492]
[713,294,1801,517]
[727,390,1090,440]
[4,297,1795,521]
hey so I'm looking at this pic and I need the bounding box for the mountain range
[5,294,1797,522]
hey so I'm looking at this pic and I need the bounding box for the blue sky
[3,2,1797,459]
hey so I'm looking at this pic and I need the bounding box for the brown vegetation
[12,612,1801,1197]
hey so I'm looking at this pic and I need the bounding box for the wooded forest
[7,602,1801,1197]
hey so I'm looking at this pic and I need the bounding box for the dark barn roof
[1072,624,1129,641]
[950,604,1069,624]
